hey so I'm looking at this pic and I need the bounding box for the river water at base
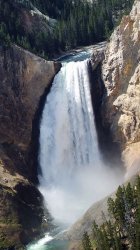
[27,234,69,250]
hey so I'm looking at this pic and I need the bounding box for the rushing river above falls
[27,46,122,250]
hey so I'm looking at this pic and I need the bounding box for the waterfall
[39,59,122,226]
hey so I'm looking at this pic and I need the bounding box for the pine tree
[124,182,135,245]
[133,176,140,250]
[82,232,92,250]
[82,177,140,250]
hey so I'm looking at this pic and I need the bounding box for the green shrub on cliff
[82,232,93,250]
[0,0,134,58]
[82,176,140,250]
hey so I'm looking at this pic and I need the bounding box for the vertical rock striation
[0,44,61,249]
[101,0,140,171]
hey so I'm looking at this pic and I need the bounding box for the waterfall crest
[39,60,122,226]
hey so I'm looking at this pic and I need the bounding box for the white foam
[27,234,53,250]
[39,59,123,226]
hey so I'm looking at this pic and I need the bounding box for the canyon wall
[0,44,60,249]
[64,0,140,247]
[101,0,140,172]
[0,1,139,249]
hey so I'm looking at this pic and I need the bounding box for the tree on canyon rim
[82,177,140,250]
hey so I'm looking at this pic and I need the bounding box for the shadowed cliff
[0,44,61,249]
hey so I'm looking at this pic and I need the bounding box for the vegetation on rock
[82,176,140,250]
[0,0,134,58]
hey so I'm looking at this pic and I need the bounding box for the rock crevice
[101,0,140,171]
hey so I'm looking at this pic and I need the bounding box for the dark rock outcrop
[11,0,56,38]
[0,44,61,249]
[89,43,122,167]
[0,44,60,179]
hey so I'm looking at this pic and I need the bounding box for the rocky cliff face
[15,1,56,35]
[0,44,60,249]
[12,0,56,33]
[62,1,140,248]
[101,0,140,172]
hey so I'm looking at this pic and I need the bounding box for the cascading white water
[39,59,123,226]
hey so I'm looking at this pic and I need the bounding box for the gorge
[0,0,139,249]
[27,56,124,250]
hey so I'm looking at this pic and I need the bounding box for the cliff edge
[0,44,60,249]
[102,0,140,172]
